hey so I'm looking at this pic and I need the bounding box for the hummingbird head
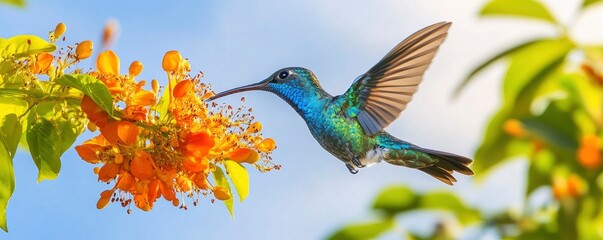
[209,67,329,102]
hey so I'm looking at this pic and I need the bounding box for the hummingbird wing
[342,22,451,135]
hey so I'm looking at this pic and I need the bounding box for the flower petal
[130,90,156,106]
[173,80,193,99]
[97,50,120,75]
[131,149,155,180]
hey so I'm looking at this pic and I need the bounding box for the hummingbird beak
[208,78,271,101]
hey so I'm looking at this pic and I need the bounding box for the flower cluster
[38,25,280,212]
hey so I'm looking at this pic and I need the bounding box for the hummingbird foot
[351,157,366,168]
[346,163,359,174]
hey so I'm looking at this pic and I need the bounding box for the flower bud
[173,80,193,99]
[213,186,231,200]
[54,23,66,39]
[76,40,93,60]
[257,138,276,152]
[152,79,159,94]
[162,50,181,72]
[129,61,143,77]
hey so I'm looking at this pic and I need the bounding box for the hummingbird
[209,22,473,185]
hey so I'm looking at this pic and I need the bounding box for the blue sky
[1,0,602,239]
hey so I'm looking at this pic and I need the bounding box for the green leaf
[26,117,61,182]
[480,0,557,23]
[0,0,25,7]
[327,220,393,240]
[213,165,234,217]
[372,186,417,215]
[560,73,602,127]
[418,191,481,224]
[55,116,85,155]
[520,103,579,150]
[35,100,86,154]
[454,39,544,97]
[0,35,55,60]
[224,160,249,202]
[583,0,603,8]
[56,74,116,116]
[156,87,170,122]
[502,39,573,104]
[472,39,573,176]
[577,196,603,240]
[0,114,22,232]
[526,149,554,195]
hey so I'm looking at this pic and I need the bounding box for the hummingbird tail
[416,147,474,185]
[383,145,474,185]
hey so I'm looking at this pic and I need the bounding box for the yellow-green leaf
[0,0,25,7]
[502,39,574,104]
[56,74,116,117]
[454,39,544,97]
[26,116,61,182]
[372,186,417,215]
[480,0,557,23]
[224,160,249,202]
[583,0,603,8]
[418,191,482,224]
[0,114,22,232]
[0,35,56,60]
[327,220,393,240]
[213,165,234,217]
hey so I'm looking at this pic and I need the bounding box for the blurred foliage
[329,0,603,239]
[0,0,24,7]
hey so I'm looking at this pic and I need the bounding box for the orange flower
[503,119,525,138]
[228,148,260,164]
[162,50,181,72]
[152,79,159,94]
[182,156,209,172]
[97,50,120,75]
[81,95,110,127]
[257,138,276,152]
[578,134,601,169]
[31,52,53,74]
[134,192,151,211]
[248,122,262,132]
[131,149,155,180]
[213,186,231,200]
[116,172,136,191]
[54,23,66,38]
[553,174,586,199]
[98,162,119,182]
[75,144,103,164]
[97,190,114,209]
[147,179,162,207]
[192,173,209,190]
[76,40,93,60]
[75,135,110,163]
[100,120,139,146]
[173,80,193,99]
[182,132,214,157]
[129,61,143,77]
[102,19,118,47]
[130,90,156,106]
[177,175,192,192]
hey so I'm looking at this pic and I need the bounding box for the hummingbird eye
[277,70,289,80]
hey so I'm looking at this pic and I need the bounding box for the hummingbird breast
[302,97,376,164]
